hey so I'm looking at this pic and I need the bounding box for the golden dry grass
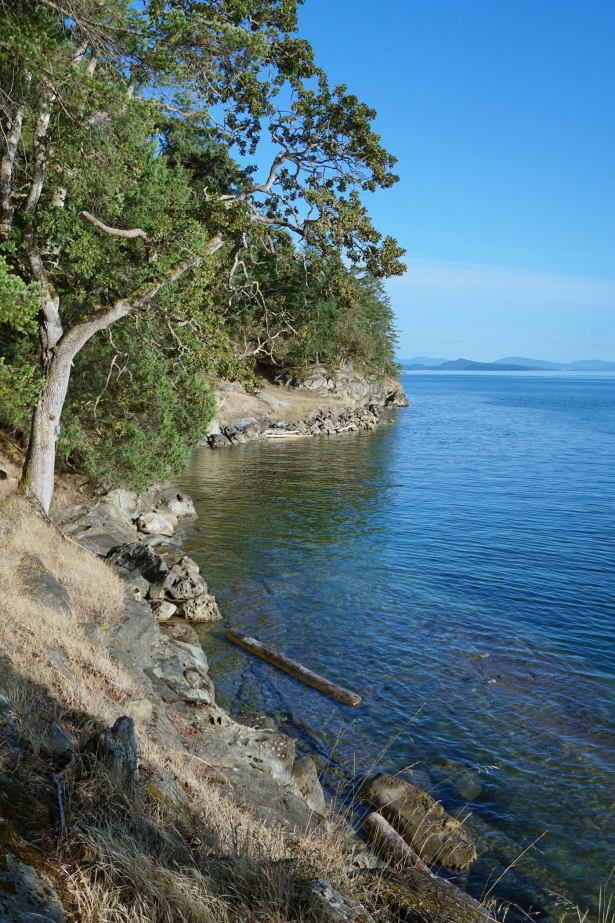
[1,494,125,626]
[0,499,137,754]
[0,496,356,923]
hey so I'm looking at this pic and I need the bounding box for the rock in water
[136,512,176,536]
[154,489,196,518]
[232,712,277,731]
[180,593,221,621]
[356,867,489,923]
[358,773,477,869]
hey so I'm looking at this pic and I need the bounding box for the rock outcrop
[50,502,326,835]
[206,364,408,448]
[358,773,477,870]
[355,868,490,923]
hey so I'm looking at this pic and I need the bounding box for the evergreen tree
[0,0,405,509]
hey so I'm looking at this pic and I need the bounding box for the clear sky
[298,0,615,362]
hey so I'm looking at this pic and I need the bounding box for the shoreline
[0,372,554,922]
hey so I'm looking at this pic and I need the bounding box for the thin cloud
[388,259,615,308]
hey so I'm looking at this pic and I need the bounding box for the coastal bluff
[206,364,409,447]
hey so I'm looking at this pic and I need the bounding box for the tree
[0,0,405,512]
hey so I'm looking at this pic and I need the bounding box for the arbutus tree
[0,0,405,513]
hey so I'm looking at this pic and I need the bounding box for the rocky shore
[205,364,409,448]
[0,373,500,922]
[13,476,485,919]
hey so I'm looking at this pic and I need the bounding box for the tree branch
[23,232,63,370]
[23,88,56,216]
[57,235,224,361]
[78,210,157,261]
[0,103,25,240]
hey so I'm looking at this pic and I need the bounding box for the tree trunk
[18,237,223,513]
[20,348,73,513]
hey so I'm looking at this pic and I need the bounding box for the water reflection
[178,374,615,916]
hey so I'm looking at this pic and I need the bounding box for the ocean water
[177,373,615,916]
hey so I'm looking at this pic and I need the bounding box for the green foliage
[60,320,217,491]
[0,0,405,489]
[222,245,399,373]
[0,257,42,429]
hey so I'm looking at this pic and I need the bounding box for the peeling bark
[20,235,224,512]
[0,105,25,241]
[23,90,56,216]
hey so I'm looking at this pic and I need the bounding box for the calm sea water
[178,373,615,916]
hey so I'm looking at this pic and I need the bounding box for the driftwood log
[225,629,362,706]
[362,811,430,872]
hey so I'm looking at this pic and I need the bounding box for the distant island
[401,356,615,371]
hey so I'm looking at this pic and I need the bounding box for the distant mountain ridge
[400,355,615,371]
[495,357,615,371]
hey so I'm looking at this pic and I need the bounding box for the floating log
[224,629,361,706]
[362,812,431,872]
[264,431,311,439]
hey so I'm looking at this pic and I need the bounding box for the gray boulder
[232,712,277,731]
[179,593,221,622]
[148,558,206,600]
[106,542,169,585]
[150,600,177,621]
[104,488,139,513]
[136,511,176,536]
[0,853,67,922]
[44,722,73,754]
[78,622,108,655]
[292,755,326,815]
[97,715,139,786]
[153,489,196,518]
[358,773,477,870]
[21,567,72,619]
[208,433,232,447]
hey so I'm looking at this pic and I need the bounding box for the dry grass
[0,496,356,923]
[1,494,125,627]
[0,499,137,754]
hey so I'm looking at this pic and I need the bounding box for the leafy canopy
[0,0,405,486]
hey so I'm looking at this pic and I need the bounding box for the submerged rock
[358,773,477,870]
[233,712,277,731]
[179,593,221,622]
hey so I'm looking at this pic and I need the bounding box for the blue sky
[298,0,615,361]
